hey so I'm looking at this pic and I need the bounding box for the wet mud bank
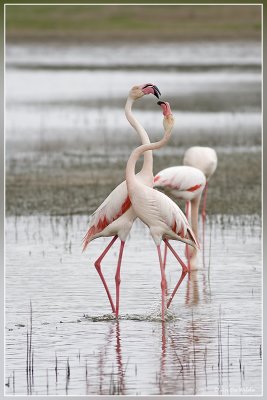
[6,150,261,217]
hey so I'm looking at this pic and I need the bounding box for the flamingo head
[157,101,172,116]
[129,83,161,100]
[157,101,174,131]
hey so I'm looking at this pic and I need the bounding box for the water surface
[5,215,262,395]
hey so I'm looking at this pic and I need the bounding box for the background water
[5,215,262,396]
[6,41,261,155]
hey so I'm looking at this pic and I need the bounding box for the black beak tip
[157,101,165,106]
[154,85,161,96]
[153,86,161,99]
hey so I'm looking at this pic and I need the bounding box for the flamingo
[83,83,161,317]
[154,166,206,264]
[183,146,218,222]
[125,101,199,321]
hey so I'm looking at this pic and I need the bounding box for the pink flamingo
[126,101,199,321]
[83,83,161,317]
[154,165,206,264]
[183,146,218,223]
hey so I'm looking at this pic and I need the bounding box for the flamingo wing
[154,166,206,193]
[83,180,131,251]
[153,189,199,247]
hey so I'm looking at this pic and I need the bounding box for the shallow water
[5,215,262,395]
[6,42,261,68]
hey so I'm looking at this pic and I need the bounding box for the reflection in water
[158,321,167,395]
[97,321,125,395]
[156,310,211,395]
[115,321,125,395]
[201,218,213,303]
[185,270,200,306]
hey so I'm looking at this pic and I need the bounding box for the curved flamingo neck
[126,119,172,191]
[125,96,153,176]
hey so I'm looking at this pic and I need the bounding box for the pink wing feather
[153,189,199,248]
[82,181,131,251]
[154,166,206,193]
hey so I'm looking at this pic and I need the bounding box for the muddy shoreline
[6,150,261,217]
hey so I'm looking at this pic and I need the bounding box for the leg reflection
[185,270,199,306]
[97,321,126,395]
[115,320,125,394]
[158,320,167,395]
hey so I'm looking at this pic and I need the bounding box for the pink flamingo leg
[94,235,118,313]
[202,182,208,224]
[201,183,208,261]
[162,241,168,295]
[157,245,167,321]
[185,200,190,261]
[185,200,190,221]
[115,241,125,318]
[163,240,188,308]
[163,241,168,270]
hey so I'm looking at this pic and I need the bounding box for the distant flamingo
[154,166,206,264]
[183,146,218,222]
[126,101,199,321]
[83,83,161,317]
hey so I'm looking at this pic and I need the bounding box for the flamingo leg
[162,242,169,295]
[201,183,208,263]
[202,182,208,224]
[163,241,168,270]
[94,235,118,313]
[185,200,190,221]
[157,245,167,321]
[163,240,188,308]
[115,240,125,318]
[185,201,190,261]
[161,241,168,295]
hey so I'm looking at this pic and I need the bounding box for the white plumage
[129,180,198,247]
[183,146,217,181]
[154,165,206,201]
[183,146,218,221]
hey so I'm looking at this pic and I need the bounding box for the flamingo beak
[157,101,172,116]
[152,85,161,98]
[142,83,161,98]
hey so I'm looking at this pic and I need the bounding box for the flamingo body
[183,146,217,221]
[83,171,152,249]
[129,180,198,247]
[154,166,206,202]
[154,166,206,264]
[183,146,217,181]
